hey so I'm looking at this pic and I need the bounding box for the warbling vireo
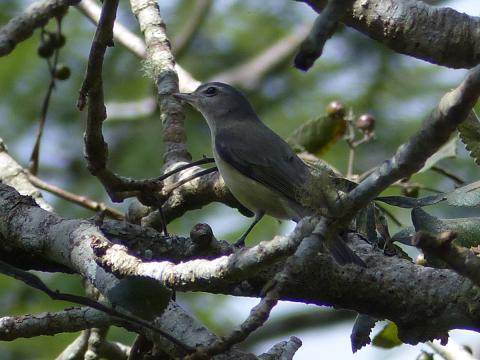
[174,82,363,265]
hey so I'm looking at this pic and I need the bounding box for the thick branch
[143,170,251,228]
[129,0,191,167]
[0,183,264,358]
[1,172,480,346]
[92,218,316,289]
[90,212,480,345]
[300,0,480,69]
[0,308,110,341]
[0,0,80,57]
[0,138,52,212]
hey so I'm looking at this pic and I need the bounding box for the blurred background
[0,0,479,358]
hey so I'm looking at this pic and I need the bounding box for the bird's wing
[215,125,310,204]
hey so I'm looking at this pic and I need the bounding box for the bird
[173,82,364,266]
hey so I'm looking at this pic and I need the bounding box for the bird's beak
[173,92,198,104]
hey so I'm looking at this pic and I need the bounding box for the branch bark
[129,0,191,167]
[300,0,480,69]
[0,308,110,341]
[1,170,480,347]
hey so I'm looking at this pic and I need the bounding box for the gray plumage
[173,82,364,266]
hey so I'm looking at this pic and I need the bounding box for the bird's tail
[327,235,366,267]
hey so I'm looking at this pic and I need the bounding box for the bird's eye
[204,86,218,96]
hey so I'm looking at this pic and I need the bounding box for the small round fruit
[54,64,71,80]
[356,113,375,132]
[52,34,66,48]
[37,42,54,58]
[402,186,419,198]
[326,100,345,118]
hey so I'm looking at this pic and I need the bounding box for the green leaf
[375,194,445,208]
[393,208,480,249]
[458,110,480,165]
[287,115,346,156]
[107,276,172,321]
[372,322,403,349]
[446,180,480,207]
[419,136,457,172]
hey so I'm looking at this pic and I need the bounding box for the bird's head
[173,82,256,128]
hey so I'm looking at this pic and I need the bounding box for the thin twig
[29,22,63,175]
[294,0,354,71]
[344,111,374,179]
[28,77,55,175]
[26,171,124,220]
[184,289,279,359]
[345,113,356,178]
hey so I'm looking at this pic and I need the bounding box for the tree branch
[0,0,80,57]
[0,138,52,212]
[55,330,90,360]
[78,0,201,207]
[87,209,480,345]
[92,217,316,290]
[129,0,191,167]
[300,0,480,69]
[413,230,480,288]
[142,170,251,229]
[0,183,268,358]
[294,0,354,71]
[26,171,124,220]
[0,308,110,341]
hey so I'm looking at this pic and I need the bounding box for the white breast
[213,146,300,221]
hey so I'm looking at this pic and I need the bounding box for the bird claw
[233,238,246,248]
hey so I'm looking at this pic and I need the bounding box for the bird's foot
[233,238,246,248]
